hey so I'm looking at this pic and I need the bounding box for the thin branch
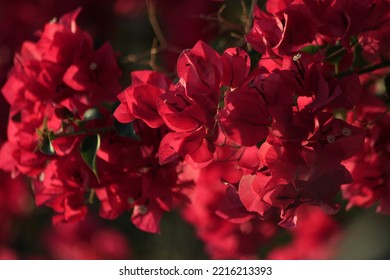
[245,0,256,35]
[244,0,257,51]
[326,41,359,62]
[145,0,167,47]
[367,108,390,126]
[336,59,390,78]
[121,0,181,69]
[52,126,114,140]
[149,38,160,71]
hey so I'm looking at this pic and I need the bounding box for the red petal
[113,101,134,123]
[131,203,163,233]
[221,47,250,88]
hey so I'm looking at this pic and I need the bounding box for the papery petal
[113,101,135,123]
[220,88,271,146]
[216,186,256,223]
[157,87,206,132]
[51,135,79,156]
[131,203,164,233]
[221,47,250,88]
[124,84,164,128]
[131,70,172,90]
[238,174,272,216]
[158,132,183,165]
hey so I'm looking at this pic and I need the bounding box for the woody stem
[52,126,114,140]
[336,59,390,78]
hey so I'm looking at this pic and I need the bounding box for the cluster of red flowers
[0,0,389,259]
[0,9,193,234]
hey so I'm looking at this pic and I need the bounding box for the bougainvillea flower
[176,40,223,112]
[2,0,388,251]
[33,154,90,224]
[158,128,215,168]
[131,200,164,233]
[307,118,366,160]
[0,8,121,178]
[219,87,271,146]
[342,92,390,214]
[240,144,352,227]
[157,84,207,132]
[63,42,122,98]
[247,3,317,55]
[221,47,251,89]
[238,173,275,218]
[114,70,172,127]
[304,0,390,45]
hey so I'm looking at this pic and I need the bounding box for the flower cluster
[0,8,120,223]
[342,73,390,214]
[114,0,389,232]
[0,9,193,233]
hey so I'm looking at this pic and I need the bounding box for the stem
[246,0,256,34]
[199,9,242,33]
[353,107,390,127]
[121,0,181,68]
[357,60,390,75]
[52,125,114,140]
[336,59,390,78]
[244,0,256,51]
[367,108,390,126]
[326,41,359,62]
[145,0,167,47]
[88,189,95,204]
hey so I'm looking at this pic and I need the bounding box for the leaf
[301,45,320,54]
[78,107,104,130]
[83,107,103,121]
[39,132,56,155]
[114,119,140,140]
[80,134,101,182]
[247,49,262,71]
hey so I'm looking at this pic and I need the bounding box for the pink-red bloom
[247,2,317,55]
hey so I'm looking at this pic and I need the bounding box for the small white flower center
[89,62,98,71]
[135,205,148,215]
[293,53,302,61]
[342,127,352,136]
[327,135,336,143]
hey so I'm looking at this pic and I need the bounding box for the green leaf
[248,49,262,71]
[114,120,140,140]
[301,45,320,54]
[83,107,103,121]
[80,134,101,182]
[39,132,56,155]
[77,107,104,130]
